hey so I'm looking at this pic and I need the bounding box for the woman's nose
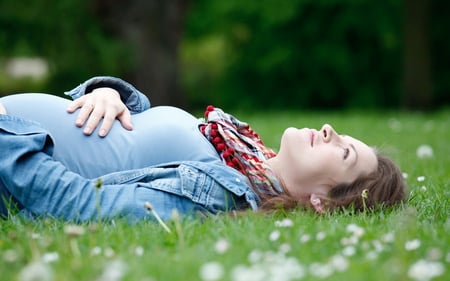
[320,124,337,143]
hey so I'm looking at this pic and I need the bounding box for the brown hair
[326,152,408,212]
[257,152,408,213]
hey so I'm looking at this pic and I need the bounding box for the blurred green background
[0,0,448,111]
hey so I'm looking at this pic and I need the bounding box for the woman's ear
[310,194,326,214]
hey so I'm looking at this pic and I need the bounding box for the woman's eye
[343,148,350,160]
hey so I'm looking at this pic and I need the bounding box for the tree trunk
[93,0,188,108]
[402,0,433,109]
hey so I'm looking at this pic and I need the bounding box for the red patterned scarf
[200,105,283,196]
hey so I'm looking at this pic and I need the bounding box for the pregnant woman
[0,76,407,222]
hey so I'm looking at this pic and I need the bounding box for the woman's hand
[66,87,133,137]
[0,103,6,115]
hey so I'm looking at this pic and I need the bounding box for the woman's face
[273,124,378,200]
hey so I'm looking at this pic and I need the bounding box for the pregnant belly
[1,94,220,178]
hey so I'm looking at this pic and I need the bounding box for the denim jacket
[0,77,261,222]
[0,114,260,222]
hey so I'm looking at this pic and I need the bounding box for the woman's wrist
[91,87,121,99]
[0,103,7,115]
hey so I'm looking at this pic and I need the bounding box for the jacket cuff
[64,76,151,114]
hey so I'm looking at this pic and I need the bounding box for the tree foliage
[0,0,448,109]
[0,0,130,95]
[182,0,449,110]
[182,0,405,109]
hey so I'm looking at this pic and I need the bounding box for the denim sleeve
[64,76,151,114]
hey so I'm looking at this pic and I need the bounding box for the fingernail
[99,129,106,137]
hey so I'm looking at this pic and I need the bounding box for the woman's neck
[265,156,300,196]
[265,155,322,202]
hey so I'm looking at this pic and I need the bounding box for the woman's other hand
[0,103,6,115]
[66,87,133,137]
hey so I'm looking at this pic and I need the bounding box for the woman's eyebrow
[341,134,359,165]
[350,143,358,165]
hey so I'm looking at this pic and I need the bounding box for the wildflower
[234,251,305,281]
[361,189,369,212]
[42,252,59,263]
[94,178,103,222]
[342,246,356,256]
[279,243,291,254]
[382,232,395,243]
[408,259,444,281]
[341,236,358,246]
[299,234,310,243]
[104,247,115,258]
[316,231,326,241]
[231,265,265,281]
[329,255,349,272]
[19,261,54,281]
[405,239,421,251]
[269,230,280,241]
[309,262,333,278]
[215,238,230,254]
[64,225,85,237]
[64,225,85,257]
[416,145,433,159]
[372,240,384,253]
[248,249,263,263]
[135,246,144,256]
[95,178,103,189]
[199,261,224,281]
[402,172,409,179]
[269,256,305,280]
[366,251,378,260]
[275,218,294,228]
[417,176,426,182]
[97,259,127,281]
[91,246,102,256]
[346,224,365,238]
[144,201,171,233]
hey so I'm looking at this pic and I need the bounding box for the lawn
[1,108,449,281]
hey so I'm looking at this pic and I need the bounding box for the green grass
[1,109,449,281]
